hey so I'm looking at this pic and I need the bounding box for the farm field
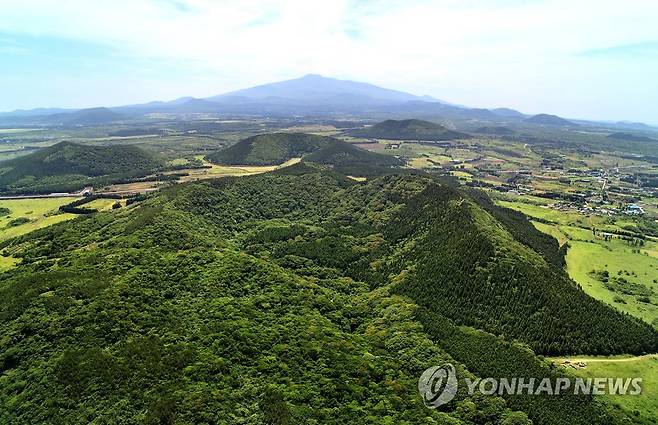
[550,355,658,424]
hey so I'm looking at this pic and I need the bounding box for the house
[624,203,644,215]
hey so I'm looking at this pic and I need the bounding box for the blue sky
[1,0,657,123]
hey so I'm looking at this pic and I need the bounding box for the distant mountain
[490,108,526,118]
[207,133,334,165]
[616,121,652,130]
[0,107,78,117]
[46,107,125,125]
[524,114,575,126]
[208,74,435,104]
[0,141,163,194]
[2,75,648,128]
[607,132,656,143]
[351,119,469,140]
[168,98,224,113]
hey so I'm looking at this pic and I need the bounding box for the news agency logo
[419,365,643,409]
[417,363,458,408]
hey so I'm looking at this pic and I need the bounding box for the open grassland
[497,200,587,225]
[565,235,658,325]
[499,198,658,325]
[0,197,78,242]
[498,199,651,237]
[550,355,658,424]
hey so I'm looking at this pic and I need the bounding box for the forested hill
[0,141,164,194]
[206,133,332,165]
[302,138,404,174]
[207,132,405,174]
[351,119,469,140]
[1,167,655,423]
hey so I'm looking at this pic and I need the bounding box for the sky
[0,0,657,123]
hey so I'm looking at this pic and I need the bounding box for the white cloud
[1,0,657,121]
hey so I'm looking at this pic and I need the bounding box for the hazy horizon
[1,0,657,123]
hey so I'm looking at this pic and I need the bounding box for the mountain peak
[207,74,429,104]
[300,73,325,79]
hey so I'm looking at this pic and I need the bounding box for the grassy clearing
[0,254,20,271]
[550,355,658,424]
[532,221,569,246]
[0,198,78,242]
[166,158,191,166]
[409,153,453,167]
[498,200,589,226]
[84,198,121,211]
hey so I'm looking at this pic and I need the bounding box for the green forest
[1,165,654,424]
[351,119,468,141]
[206,133,333,165]
[0,142,164,194]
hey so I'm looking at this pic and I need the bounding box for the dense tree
[0,167,654,423]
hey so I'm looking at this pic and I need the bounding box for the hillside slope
[352,119,469,140]
[0,142,163,194]
[302,138,404,174]
[207,133,404,173]
[0,168,654,423]
[206,133,331,165]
